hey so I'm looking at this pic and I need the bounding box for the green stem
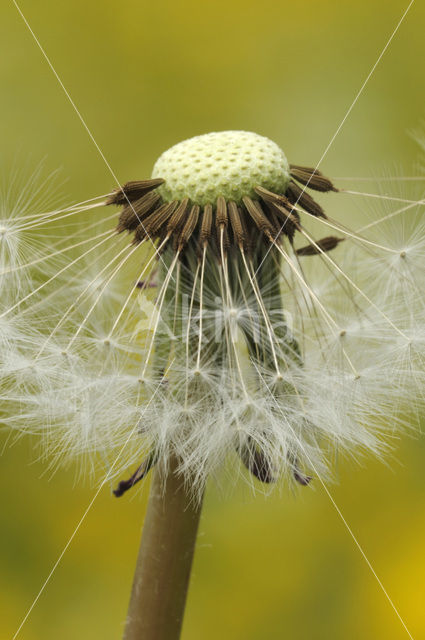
[123,454,203,640]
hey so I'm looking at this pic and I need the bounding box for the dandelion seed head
[2,136,424,496]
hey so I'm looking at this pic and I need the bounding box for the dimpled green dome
[151,131,290,206]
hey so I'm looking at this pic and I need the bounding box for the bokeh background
[1,0,425,638]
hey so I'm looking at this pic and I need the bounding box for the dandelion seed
[2,130,424,640]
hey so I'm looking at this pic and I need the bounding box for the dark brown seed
[286,181,327,219]
[267,206,283,238]
[116,191,161,233]
[132,201,177,244]
[239,439,276,483]
[266,201,301,243]
[166,198,189,234]
[144,201,178,235]
[228,201,245,248]
[215,196,228,228]
[215,221,231,255]
[199,203,213,248]
[254,186,300,241]
[133,223,148,245]
[290,164,318,174]
[293,467,312,486]
[221,225,231,250]
[113,452,157,497]
[106,178,165,206]
[296,236,344,256]
[178,204,200,249]
[269,201,300,226]
[254,185,294,210]
[289,165,337,193]
[238,205,254,253]
[242,197,275,238]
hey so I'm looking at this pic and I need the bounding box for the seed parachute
[1,131,424,496]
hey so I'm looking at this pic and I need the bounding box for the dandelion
[1,131,424,639]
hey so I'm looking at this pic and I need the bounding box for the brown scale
[108,167,343,258]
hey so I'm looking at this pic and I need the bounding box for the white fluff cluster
[0,139,424,495]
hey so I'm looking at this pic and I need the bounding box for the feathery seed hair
[105,131,342,489]
[1,131,424,497]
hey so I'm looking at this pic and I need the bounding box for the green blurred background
[1,0,425,638]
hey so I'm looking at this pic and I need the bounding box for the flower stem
[123,454,203,640]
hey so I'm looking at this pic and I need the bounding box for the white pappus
[0,131,424,497]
